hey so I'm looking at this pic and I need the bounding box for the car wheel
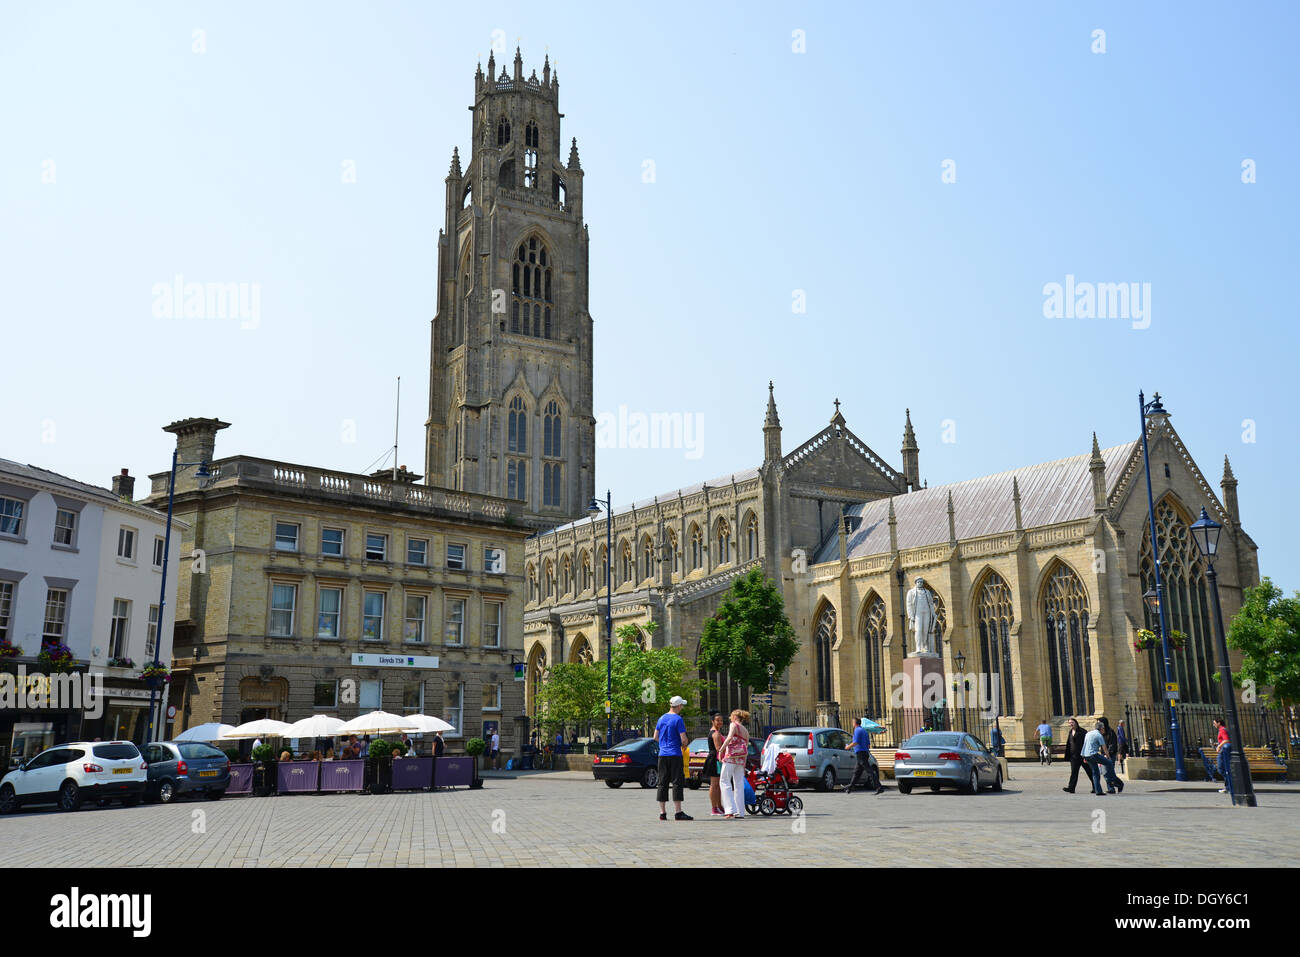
[207,790,224,801]
[992,767,1003,792]
[897,780,913,795]
[604,780,623,789]
[641,767,658,790]
[158,780,177,804]
[929,783,941,792]
[0,785,15,814]
[759,795,777,816]
[819,767,836,792]
[58,781,82,811]
[688,779,701,791]
[786,795,804,815]
[963,769,979,795]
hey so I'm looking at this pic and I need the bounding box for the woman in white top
[718,709,751,819]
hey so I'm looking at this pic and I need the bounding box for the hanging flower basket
[138,664,171,688]
[1168,630,1188,651]
[38,643,75,673]
[1133,629,1157,651]
[0,642,22,659]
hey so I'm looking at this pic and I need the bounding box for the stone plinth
[901,655,946,710]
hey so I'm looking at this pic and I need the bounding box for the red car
[686,736,762,789]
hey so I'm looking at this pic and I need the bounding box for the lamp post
[1190,507,1257,808]
[588,491,614,748]
[766,662,775,735]
[1139,391,1188,781]
[145,450,210,746]
[954,651,968,732]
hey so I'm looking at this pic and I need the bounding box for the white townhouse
[0,459,186,762]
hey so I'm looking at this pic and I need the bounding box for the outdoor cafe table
[228,764,254,795]
[390,757,433,791]
[277,760,320,794]
[319,759,365,792]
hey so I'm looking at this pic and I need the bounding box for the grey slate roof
[813,441,1139,563]
[544,465,762,535]
[0,458,178,523]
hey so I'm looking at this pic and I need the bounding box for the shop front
[0,666,83,768]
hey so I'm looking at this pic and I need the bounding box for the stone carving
[905,577,939,657]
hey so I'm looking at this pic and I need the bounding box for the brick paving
[0,765,1294,867]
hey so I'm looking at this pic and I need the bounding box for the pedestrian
[490,728,501,769]
[1213,718,1233,794]
[652,695,693,821]
[705,711,725,816]
[401,734,414,756]
[718,708,751,819]
[843,717,884,794]
[1062,718,1088,793]
[1083,720,1123,795]
[990,724,1005,758]
[1099,716,1118,765]
[362,735,371,758]
[433,731,445,758]
[1116,720,1128,774]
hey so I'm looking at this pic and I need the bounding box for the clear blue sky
[2,1,1296,591]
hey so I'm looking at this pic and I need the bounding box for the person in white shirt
[490,730,501,769]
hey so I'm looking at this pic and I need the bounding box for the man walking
[653,695,693,821]
[1062,718,1088,792]
[843,717,884,794]
[490,728,501,770]
[1083,720,1123,795]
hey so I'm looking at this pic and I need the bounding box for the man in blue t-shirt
[652,696,693,820]
[844,718,884,794]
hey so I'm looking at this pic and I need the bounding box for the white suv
[0,741,147,813]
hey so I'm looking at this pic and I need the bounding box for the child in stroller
[745,751,803,816]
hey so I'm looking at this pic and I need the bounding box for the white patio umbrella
[336,711,421,736]
[282,714,347,739]
[220,718,295,740]
[399,714,456,734]
[173,722,236,743]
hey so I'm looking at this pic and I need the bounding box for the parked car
[686,736,762,788]
[0,741,146,813]
[143,741,231,803]
[893,731,1003,794]
[764,726,879,792]
[592,737,664,789]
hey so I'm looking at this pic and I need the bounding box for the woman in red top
[1214,718,1233,794]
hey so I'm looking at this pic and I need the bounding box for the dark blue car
[591,737,661,789]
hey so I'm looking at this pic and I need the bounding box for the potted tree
[251,743,277,796]
[465,737,486,788]
[366,739,397,793]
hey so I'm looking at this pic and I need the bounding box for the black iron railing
[1124,702,1291,758]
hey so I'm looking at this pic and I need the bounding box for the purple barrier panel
[434,756,474,789]
[320,760,365,792]
[277,761,320,794]
[391,757,433,790]
[228,764,255,794]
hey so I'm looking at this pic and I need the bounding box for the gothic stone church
[427,52,1258,758]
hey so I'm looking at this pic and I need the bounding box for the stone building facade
[147,418,529,754]
[424,48,594,528]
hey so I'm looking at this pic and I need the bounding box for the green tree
[534,661,605,736]
[608,630,704,734]
[697,566,799,693]
[1226,577,1300,710]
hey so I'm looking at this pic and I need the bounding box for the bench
[1243,746,1288,781]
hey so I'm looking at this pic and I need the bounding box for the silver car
[894,731,1003,794]
[766,727,879,792]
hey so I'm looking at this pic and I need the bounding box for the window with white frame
[0,497,25,537]
[360,679,382,710]
[404,594,426,643]
[362,591,386,640]
[444,597,465,645]
[365,533,388,562]
[108,599,130,658]
[483,546,504,574]
[274,522,300,552]
[117,527,136,561]
[146,604,159,657]
[446,682,465,736]
[53,509,77,547]
[407,538,428,566]
[483,600,503,647]
[0,581,13,642]
[446,543,466,570]
[152,536,165,568]
[321,527,344,556]
[482,682,501,711]
[269,583,296,637]
[43,589,68,645]
[317,587,342,638]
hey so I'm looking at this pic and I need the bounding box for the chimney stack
[111,468,135,502]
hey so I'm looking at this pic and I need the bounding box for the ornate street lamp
[1190,507,1257,807]
[954,651,968,732]
[766,662,775,734]
[1139,390,1187,780]
[588,491,614,748]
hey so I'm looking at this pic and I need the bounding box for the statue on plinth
[905,576,939,657]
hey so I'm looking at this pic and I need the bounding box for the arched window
[570,634,593,665]
[597,545,608,590]
[560,555,572,596]
[579,550,591,592]
[715,519,731,565]
[689,524,703,570]
[1141,498,1218,705]
[513,238,553,338]
[745,514,758,561]
[667,529,680,575]
[497,115,511,145]
[1043,562,1093,716]
[542,462,562,508]
[543,401,562,457]
[814,603,836,703]
[508,396,528,452]
[543,560,555,600]
[975,572,1016,717]
[507,395,528,502]
[860,596,887,719]
[527,643,547,721]
[523,122,539,187]
[641,536,655,581]
[525,121,539,148]
[620,542,633,585]
[527,564,537,603]
[507,459,527,501]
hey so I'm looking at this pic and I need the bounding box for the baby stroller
[746,751,803,816]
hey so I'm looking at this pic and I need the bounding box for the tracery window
[861,596,887,719]
[512,238,553,338]
[497,115,511,145]
[715,519,731,565]
[689,524,703,571]
[523,122,539,188]
[621,542,634,584]
[560,555,572,595]
[579,551,591,592]
[976,572,1016,717]
[745,514,758,561]
[814,603,836,702]
[1043,562,1094,716]
[641,536,655,581]
[667,529,680,575]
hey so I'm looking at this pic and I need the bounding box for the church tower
[425,48,594,527]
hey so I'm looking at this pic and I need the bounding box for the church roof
[813,440,1140,563]
[543,466,762,536]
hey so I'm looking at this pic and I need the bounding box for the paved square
[0,765,1295,867]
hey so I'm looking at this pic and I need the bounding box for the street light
[1190,507,1257,807]
[766,662,775,735]
[1139,390,1188,781]
[954,651,967,732]
[146,452,211,746]
[588,491,614,749]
